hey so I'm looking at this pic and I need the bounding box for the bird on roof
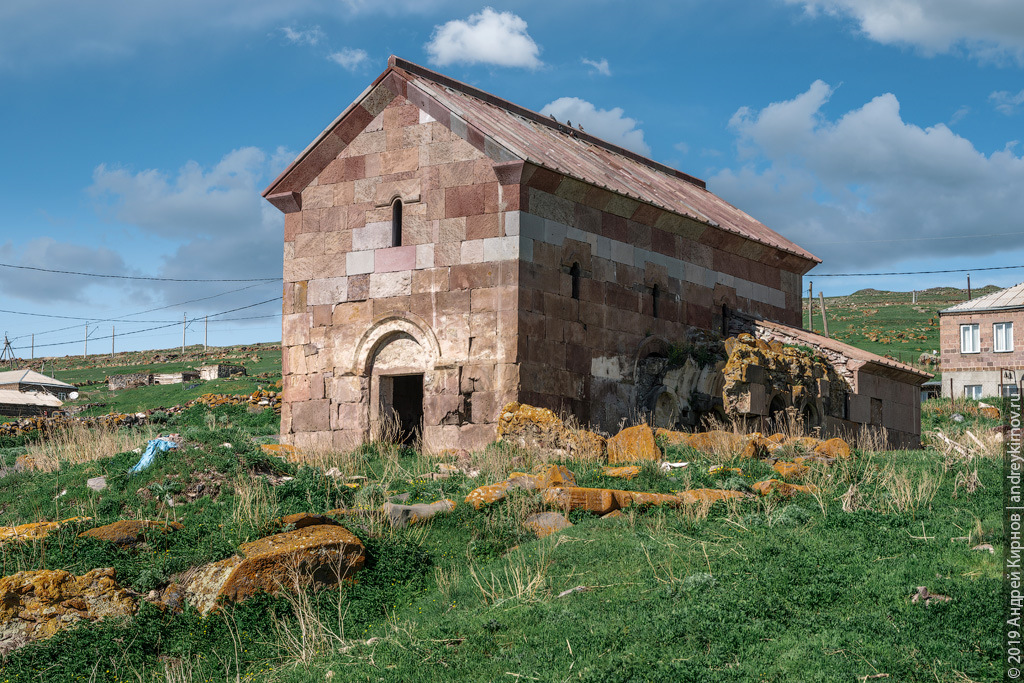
[566,120,572,127]
[548,113,557,121]
[578,123,584,132]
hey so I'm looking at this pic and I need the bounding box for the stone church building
[264,56,927,452]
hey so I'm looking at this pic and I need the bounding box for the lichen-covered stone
[772,461,809,481]
[497,402,606,460]
[524,512,572,538]
[532,463,576,488]
[0,517,91,545]
[750,479,818,497]
[180,525,364,614]
[813,437,852,459]
[686,431,745,457]
[615,490,683,508]
[601,465,641,480]
[607,424,660,464]
[0,568,135,654]
[260,444,303,462]
[654,429,691,447]
[269,513,342,532]
[676,489,747,505]
[79,520,183,547]
[542,487,618,515]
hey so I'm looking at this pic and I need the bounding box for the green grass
[803,285,1000,372]
[0,397,1003,682]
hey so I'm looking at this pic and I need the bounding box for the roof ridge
[389,56,707,190]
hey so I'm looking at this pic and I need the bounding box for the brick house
[264,56,923,452]
[939,282,1023,398]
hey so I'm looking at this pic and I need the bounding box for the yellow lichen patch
[607,424,660,464]
[602,465,641,480]
[497,402,606,460]
[814,437,852,459]
[78,520,183,547]
[0,568,136,654]
[614,490,683,508]
[268,513,341,532]
[181,525,365,615]
[542,487,618,515]
[773,461,809,481]
[750,479,818,497]
[739,434,779,459]
[708,466,744,476]
[465,482,515,510]
[532,464,576,488]
[601,510,624,519]
[654,428,691,447]
[523,512,573,538]
[676,489,747,505]
[786,436,821,451]
[0,517,91,545]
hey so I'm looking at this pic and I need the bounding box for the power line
[811,264,1024,277]
[0,261,280,282]
[804,230,1024,245]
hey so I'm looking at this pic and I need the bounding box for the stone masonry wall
[940,309,1024,398]
[281,94,519,452]
[505,167,808,434]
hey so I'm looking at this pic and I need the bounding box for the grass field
[803,285,1001,374]
[0,394,1005,682]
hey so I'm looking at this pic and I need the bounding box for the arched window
[570,262,581,300]
[652,284,660,319]
[391,198,403,247]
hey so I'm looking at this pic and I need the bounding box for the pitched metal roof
[265,56,819,266]
[0,369,75,389]
[0,389,63,408]
[941,282,1024,314]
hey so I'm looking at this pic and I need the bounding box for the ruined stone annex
[264,56,930,452]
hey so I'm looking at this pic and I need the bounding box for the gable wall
[280,94,521,452]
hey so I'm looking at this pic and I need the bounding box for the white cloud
[710,81,1024,269]
[582,57,611,76]
[281,26,324,46]
[949,105,970,125]
[426,8,542,68]
[541,97,650,156]
[328,48,369,71]
[990,89,1024,115]
[88,147,286,308]
[785,0,1024,62]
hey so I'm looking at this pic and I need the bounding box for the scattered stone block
[675,489,747,505]
[524,512,572,538]
[750,479,817,497]
[686,431,745,457]
[654,429,691,447]
[601,465,641,480]
[601,510,624,519]
[607,424,660,464]
[0,516,91,545]
[269,513,341,532]
[497,402,606,460]
[86,476,107,492]
[180,525,365,615]
[0,568,135,654]
[261,444,303,461]
[532,463,576,488]
[384,499,455,527]
[542,487,618,515]
[813,438,852,459]
[773,461,809,481]
[79,520,183,547]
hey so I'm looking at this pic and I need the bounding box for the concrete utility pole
[84,323,88,357]
[819,291,830,338]
[111,326,115,358]
[182,312,186,354]
[204,315,208,352]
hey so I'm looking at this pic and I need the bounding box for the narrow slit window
[570,262,581,300]
[652,284,660,319]
[391,198,403,247]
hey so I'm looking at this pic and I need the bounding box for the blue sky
[2,0,1024,356]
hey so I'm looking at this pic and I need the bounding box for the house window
[570,262,581,300]
[994,322,1014,353]
[391,198,403,247]
[964,384,982,400]
[652,284,660,319]
[1002,384,1020,397]
[960,324,980,354]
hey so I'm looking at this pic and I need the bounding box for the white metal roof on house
[941,282,1024,314]
[0,389,63,408]
[0,369,75,389]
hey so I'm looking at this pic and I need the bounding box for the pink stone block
[374,246,416,273]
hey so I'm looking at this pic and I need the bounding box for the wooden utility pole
[967,275,972,300]
[84,323,88,357]
[807,281,814,332]
[819,291,830,338]
[181,312,186,354]
[111,326,115,358]
[204,315,208,352]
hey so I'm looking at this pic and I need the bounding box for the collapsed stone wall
[108,373,153,391]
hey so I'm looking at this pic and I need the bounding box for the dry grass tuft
[231,478,279,530]
[23,422,157,473]
[469,546,550,606]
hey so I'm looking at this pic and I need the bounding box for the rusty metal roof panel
[400,63,818,263]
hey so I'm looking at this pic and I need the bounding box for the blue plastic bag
[128,438,177,475]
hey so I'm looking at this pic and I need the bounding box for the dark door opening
[390,374,424,445]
